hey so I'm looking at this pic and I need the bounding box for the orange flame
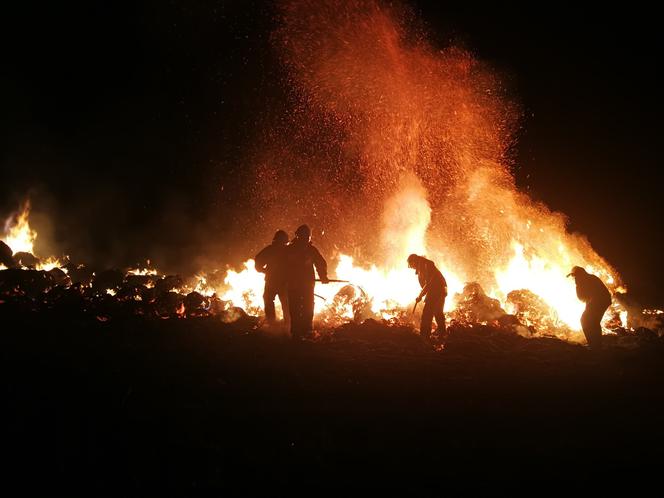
[2,201,37,255]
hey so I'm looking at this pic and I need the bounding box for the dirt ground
[3,310,664,493]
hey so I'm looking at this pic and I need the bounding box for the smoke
[258,0,620,299]
[381,172,430,268]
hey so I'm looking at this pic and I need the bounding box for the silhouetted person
[286,224,328,339]
[408,254,447,340]
[568,266,612,349]
[255,230,290,327]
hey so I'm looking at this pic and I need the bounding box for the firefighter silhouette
[408,254,447,340]
[255,230,290,327]
[285,225,328,339]
[568,266,612,349]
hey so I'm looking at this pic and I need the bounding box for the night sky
[1,1,662,304]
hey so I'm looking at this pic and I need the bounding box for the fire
[128,262,158,276]
[254,0,628,339]
[494,242,584,329]
[36,256,65,272]
[2,201,37,255]
[219,260,266,316]
[0,197,648,340]
[2,1,656,343]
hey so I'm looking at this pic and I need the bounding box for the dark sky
[1,1,662,304]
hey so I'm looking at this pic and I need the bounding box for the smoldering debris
[1,261,662,352]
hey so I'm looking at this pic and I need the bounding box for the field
[3,310,664,492]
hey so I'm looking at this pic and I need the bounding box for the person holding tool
[286,224,329,340]
[407,254,447,340]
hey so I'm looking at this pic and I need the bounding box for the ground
[3,310,664,493]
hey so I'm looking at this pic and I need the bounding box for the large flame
[251,0,624,338]
[2,201,37,255]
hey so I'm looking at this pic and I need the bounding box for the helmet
[407,254,419,268]
[295,224,312,240]
[272,230,288,245]
[567,266,586,278]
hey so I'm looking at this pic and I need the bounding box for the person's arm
[254,246,269,273]
[312,246,329,283]
[416,270,432,302]
[576,281,589,302]
[416,285,428,303]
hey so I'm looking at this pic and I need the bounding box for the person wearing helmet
[255,230,290,327]
[567,266,612,349]
[286,224,329,340]
[408,254,447,340]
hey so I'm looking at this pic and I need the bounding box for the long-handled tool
[411,299,420,317]
[315,279,350,283]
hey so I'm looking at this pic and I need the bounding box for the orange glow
[2,201,37,255]
[1,2,648,342]
[127,263,158,276]
[36,256,64,272]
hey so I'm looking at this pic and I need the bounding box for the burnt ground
[2,311,664,494]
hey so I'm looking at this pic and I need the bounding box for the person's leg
[278,286,290,329]
[263,284,277,324]
[420,300,434,339]
[581,304,602,349]
[288,288,303,339]
[302,285,315,337]
[590,301,610,349]
[434,295,446,337]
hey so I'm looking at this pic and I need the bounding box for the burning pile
[0,0,659,342]
[0,201,656,340]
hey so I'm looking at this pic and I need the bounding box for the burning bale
[505,289,573,337]
[155,291,185,319]
[13,251,39,269]
[124,273,158,288]
[47,267,70,287]
[316,284,373,326]
[183,291,210,318]
[451,283,506,324]
[0,241,15,268]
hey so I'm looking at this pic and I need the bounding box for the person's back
[255,242,289,286]
[286,237,327,289]
[576,272,611,307]
[286,225,328,340]
[408,254,447,340]
[416,258,447,296]
[569,266,612,349]
[255,230,290,326]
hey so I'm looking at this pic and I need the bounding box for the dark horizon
[1,1,662,305]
